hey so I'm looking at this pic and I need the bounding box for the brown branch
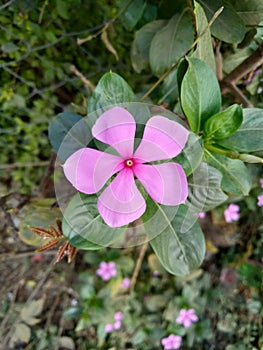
[221,42,263,94]
[70,65,95,91]
[129,242,148,293]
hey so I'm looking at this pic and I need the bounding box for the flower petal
[98,168,146,227]
[134,116,189,162]
[92,107,136,158]
[63,148,123,194]
[133,163,188,205]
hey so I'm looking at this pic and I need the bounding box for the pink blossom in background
[224,204,240,223]
[259,178,263,188]
[105,324,114,333]
[63,107,189,227]
[199,212,206,219]
[161,334,182,350]
[114,321,121,330]
[114,311,123,321]
[120,278,131,289]
[176,308,198,328]
[257,194,263,207]
[96,261,117,281]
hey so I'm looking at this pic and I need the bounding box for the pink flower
[161,334,182,349]
[257,194,263,207]
[63,107,189,227]
[259,179,263,188]
[199,212,206,219]
[120,278,131,289]
[105,324,114,333]
[114,311,123,321]
[114,321,121,330]
[224,204,240,223]
[96,261,117,281]
[176,308,198,328]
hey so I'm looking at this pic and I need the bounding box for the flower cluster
[105,311,123,333]
[63,106,189,228]
[162,308,198,349]
[96,261,117,281]
[224,203,240,223]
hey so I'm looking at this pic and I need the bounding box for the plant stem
[130,242,148,293]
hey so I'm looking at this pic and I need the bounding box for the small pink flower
[199,212,206,219]
[259,179,263,188]
[176,308,198,328]
[161,334,182,350]
[96,261,117,281]
[114,311,123,321]
[120,278,131,289]
[105,324,114,333]
[224,204,240,223]
[63,107,189,227]
[114,321,121,330]
[257,194,263,207]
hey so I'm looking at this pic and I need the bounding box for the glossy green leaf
[48,112,92,161]
[179,57,221,133]
[88,72,137,115]
[149,9,194,77]
[131,20,167,73]
[198,0,246,43]
[205,150,252,195]
[217,108,263,152]
[173,133,204,176]
[120,0,147,31]
[232,0,263,26]
[187,162,228,213]
[148,203,206,276]
[62,193,126,249]
[192,1,216,72]
[204,104,243,141]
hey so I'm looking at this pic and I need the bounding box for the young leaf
[179,57,221,133]
[148,203,205,276]
[187,162,228,213]
[192,1,216,72]
[131,20,167,73]
[62,193,126,249]
[204,104,243,141]
[48,113,92,161]
[217,108,263,152]
[149,9,194,77]
[205,150,252,195]
[198,0,246,43]
[120,0,147,31]
[88,72,137,115]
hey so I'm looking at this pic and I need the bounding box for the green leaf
[179,57,221,133]
[120,0,147,31]
[131,20,167,73]
[198,0,246,43]
[48,112,92,161]
[56,0,69,19]
[187,162,228,212]
[205,150,252,195]
[232,0,263,26]
[148,203,205,276]
[173,133,204,176]
[217,108,263,152]
[88,72,137,115]
[149,9,194,77]
[62,193,126,249]
[204,104,243,141]
[192,1,216,72]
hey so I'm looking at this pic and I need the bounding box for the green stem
[205,144,239,159]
